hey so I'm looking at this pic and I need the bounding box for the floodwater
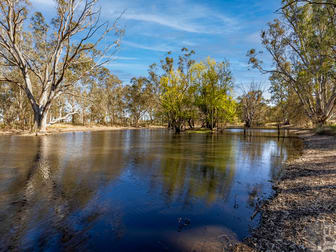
[0,129,302,251]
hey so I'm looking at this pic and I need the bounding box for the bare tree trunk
[245,117,251,128]
[0,0,122,135]
[314,117,327,128]
[33,107,48,133]
[188,118,194,129]
[174,124,181,134]
[211,106,214,130]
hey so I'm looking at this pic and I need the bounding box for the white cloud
[123,41,175,52]
[112,56,138,60]
[123,13,202,33]
[96,0,276,84]
[181,40,197,47]
[107,62,147,69]
[107,0,240,35]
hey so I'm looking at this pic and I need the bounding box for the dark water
[0,129,302,251]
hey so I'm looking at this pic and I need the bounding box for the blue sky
[31,0,281,94]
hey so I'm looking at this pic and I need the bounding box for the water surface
[0,129,302,251]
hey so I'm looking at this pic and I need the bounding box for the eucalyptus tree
[238,83,266,128]
[81,67,122,125]
[103,73,124,125]
[281,0,336,9]
[248,0,336,126]
[192,57,235,130]
[0,0,122,132]
[0,80,32,129]
[125,77,151,127]
[156,50,236,132]
[159,69,193,133]
[143,63,163,124]
[269,74,307,125]
[178,48,198,128]
[154,48,197,129]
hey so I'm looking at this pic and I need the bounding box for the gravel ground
[242,134,336,251]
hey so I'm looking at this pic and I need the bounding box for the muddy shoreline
[242,133,336,251]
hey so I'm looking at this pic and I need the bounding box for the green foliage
[154,51,238,133]
[248,0,336,126]
[159,69,193,133]
[269,74,308,126]
[238,84,267,128]
[125,77,153,126]
[191,57,236,129]
[186,129,212,134]
[0,0,122,132]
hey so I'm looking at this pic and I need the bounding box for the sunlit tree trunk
[33,108,47,132]
[0,0,122,134]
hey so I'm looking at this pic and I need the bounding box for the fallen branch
[48,111,79,126]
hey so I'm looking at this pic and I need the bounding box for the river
[0,129,302,251]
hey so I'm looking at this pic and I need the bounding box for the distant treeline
[0,0,335,133]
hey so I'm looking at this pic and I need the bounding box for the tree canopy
[1,0,335,133]
[0,0,123,132]
[248,0,336,126]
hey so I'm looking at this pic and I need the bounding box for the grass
[185,128,213,134]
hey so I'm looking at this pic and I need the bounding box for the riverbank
[242,133,336,251]
[0,124,165,136]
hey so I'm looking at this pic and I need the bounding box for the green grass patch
[185,128,213,134]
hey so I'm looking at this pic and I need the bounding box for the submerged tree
[155,48,198,131]
[192,57,235,130]
[154,50,236,132]
[238,83,266,128]
[159,69,193,133]
[0,0,123,132]
[248,0,336,126]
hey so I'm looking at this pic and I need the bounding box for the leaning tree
[0,0,123,132]
[281,0,336,9]
[248,0,336,126]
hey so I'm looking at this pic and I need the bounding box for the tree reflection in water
[158,134,236,205]
[0,134,125,251]
[0,129,302,251]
